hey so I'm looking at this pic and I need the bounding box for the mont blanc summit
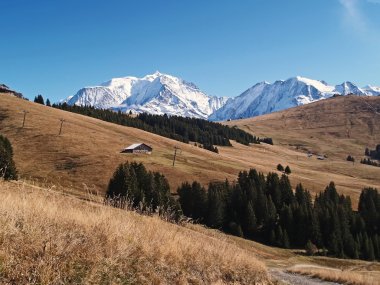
[65,72,227,119]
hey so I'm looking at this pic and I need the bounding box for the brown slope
[1,93,379,204]
[226,95,380,201]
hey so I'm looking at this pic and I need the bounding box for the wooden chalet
[121,143,152,154]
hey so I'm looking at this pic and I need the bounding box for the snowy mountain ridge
[65,74,380,121]
[65,72,227,119]
[209,76,380,121]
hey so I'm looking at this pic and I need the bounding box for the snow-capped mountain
[209,76,380,121]
[65,72,227,119]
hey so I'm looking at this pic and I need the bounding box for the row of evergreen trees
[365,145,380,160]
[52,103,272,152]
[177,170,380,261]
[34,94,51,106]
[0,134,17,180]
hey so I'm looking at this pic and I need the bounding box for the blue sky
[1,0,380,102]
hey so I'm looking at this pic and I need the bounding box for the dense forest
[105,159,380,261]
[177,171,380,261]
[52,103,270,152]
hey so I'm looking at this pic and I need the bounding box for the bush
[305,240,318,256]
[277,164,284,172]
[347,155,355,162]
[0,134,17,180]
[284,165,291,175]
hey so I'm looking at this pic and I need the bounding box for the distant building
[317,155,325,160]
[121,143,152,154]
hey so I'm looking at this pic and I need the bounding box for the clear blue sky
[1,0,380,102]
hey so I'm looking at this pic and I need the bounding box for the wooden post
[172,146,181,167]
[59,119,65,135]
[22,110,29,128]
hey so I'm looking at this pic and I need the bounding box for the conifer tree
[206,182,225,229]
[34,94,45,105]
[284,165,291,175]
[0,134,17,180]
[283,229,290,248]
[243,202,257,238]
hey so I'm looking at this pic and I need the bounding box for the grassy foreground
[0,180,270,285]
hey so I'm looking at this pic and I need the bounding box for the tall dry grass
[0,181,269,285]
[287,266,379,285]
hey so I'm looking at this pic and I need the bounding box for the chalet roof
[125,143,143,150]
[124,143,152,150]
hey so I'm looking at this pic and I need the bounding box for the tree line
[52,103,273,153]
[177,170,380,261]
[362,145,380,167]
[105,159,379,261]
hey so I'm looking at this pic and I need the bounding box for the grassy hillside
[0,180,269,284]
[1,180,379,284]
[226,95,380,202]
[0,93,379,204]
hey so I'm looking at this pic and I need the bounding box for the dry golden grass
[226,95,380,205]
[287,265,380,285]
[0,180,270,285]
[1,93,379,206]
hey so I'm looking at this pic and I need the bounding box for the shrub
[277,164,284,172]
[284,165,291,175]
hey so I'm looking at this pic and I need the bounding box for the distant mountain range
[65,72,227,120]
[209,77,380,121]
[64,73,380,121]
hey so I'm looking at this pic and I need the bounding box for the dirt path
[270,269,341,285]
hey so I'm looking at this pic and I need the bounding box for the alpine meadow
[1,1,380,284]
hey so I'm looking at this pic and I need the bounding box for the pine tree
[0,135,17,180]
[283,229,290,248]
[46,98,51,106]
[284,165,291,175]
[277,164,284,172]
[243,202,257,238]
[206,182,226,229]
[280,174,294,205]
